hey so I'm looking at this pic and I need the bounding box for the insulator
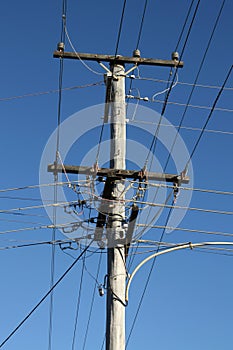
[133,49,141,58]
[57,42,65,52]
[98,285,104,297]
[172,51,179,61]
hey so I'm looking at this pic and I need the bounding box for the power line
[126,201,175,347]
[0,240,93,349]
[0,220,94,236]
[82,252,102,350]
[127,191,173,272]
[0,200,87,214]
[49,6,70,342]
[0,195,51,202]
[130,119,233,136]
[161,0,201,117]
[173,0,195,52]
[65,26,103,75]
[115,0,127,56]
[193,246,233,257]
[136,224,233,238]
[133,181,233,197]
[0,82,104,102]
[163,0,226,172]
[178,185,233,196]
[72,252,86,350]
[135,0,148,49]
[1,194,233,222]
[144,0,201,168]
[1,178,233,198]
[184,64,233,171]
[161,0,195,114]
[60,0,67,43]
[134,76,233,91]
[126,95,233,112]
[0,178,94,194]
[152,98,233,112]
[133,200,233,216]
[0,217,45,225]
[0,238,81,251]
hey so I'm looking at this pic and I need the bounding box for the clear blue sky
[0,1,233,349]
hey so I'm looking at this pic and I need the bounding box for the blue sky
[0,1,233,349]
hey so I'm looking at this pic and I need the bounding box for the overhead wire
[133,200,233,216]
[126,1,230,344]
[48,2,68,347]
[0,238,87,251]
[152,73,179,101]
[127,4,231,286]
[0,82,104,102]
[0,195,54,202]
[184,64,233,172]
[136,224,233,238]
[2,194,233,224]
[0,239,93,349]
[95,0,128,167]
[0,178,101,194]
[144,0,201,169]
[126,0,149,116]
[115,0,127,56]
[159,0,195,119]
[82,251,103,350]
[0,217,46,226]
[135,76,233,91]
[1,76,231,104]
[135,0,148,49]
[127,0,209,272]
[153,98,233,112]
[131,180,233,197]
[126,200,176,348]
[127,191,173,271]
[160,0,201,117]
[64,26,103,76]
[192,246,233,257]
[100,334,106,350]
[1,177,233,197]
[72,250,86,350]
[130,119,233,136]
[129,241,233,257]
[163,0,226,172]
[127,94,233,112]
[127,0,188,107]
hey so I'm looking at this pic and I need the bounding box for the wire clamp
[189,242,193,250]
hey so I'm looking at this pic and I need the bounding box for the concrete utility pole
[48,47,186,350]
[106,63,126,350]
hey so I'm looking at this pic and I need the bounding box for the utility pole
[48,46,186,350]
[106,63,126,350]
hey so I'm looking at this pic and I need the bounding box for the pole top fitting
[133,49,141,58]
